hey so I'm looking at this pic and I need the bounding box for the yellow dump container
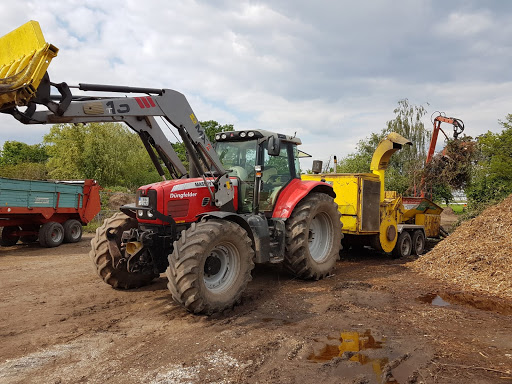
[402,197,443,237]
[0,20,58,110]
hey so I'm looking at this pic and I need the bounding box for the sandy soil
[0,237,511,384]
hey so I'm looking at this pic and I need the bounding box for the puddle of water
[308,329,384,362]
[261,317,293,325]
[417,292,512,315]
[308,330,397,383]
[418,293,451,307]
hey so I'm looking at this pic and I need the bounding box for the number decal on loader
[106,101,130,114]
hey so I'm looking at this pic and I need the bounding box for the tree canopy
[466,114,512,206]
[44,123,160,187]
[336,99,430,194]
[0,141,49,179]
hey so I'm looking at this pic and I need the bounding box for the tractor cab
[214,130,302,213]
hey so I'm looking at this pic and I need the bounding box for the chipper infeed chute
[0,20,58,111]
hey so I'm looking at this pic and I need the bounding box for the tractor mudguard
[199,211,272,264]
[272,179,335,219]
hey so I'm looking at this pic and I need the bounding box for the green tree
[172,120,233,166]
[0,141,49,180]
[0,141,48,165]
[336,99,430,194]
[44,123,161,188]
[466,114,512,205]
[0,162,48,179]
[43,120,232,188]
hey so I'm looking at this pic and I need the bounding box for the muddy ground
[0,237,511,384]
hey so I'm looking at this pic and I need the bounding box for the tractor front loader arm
[0,21,234,210]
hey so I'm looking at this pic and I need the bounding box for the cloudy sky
[1,0,511,169]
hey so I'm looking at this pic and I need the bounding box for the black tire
[392,231,412,258]
[20,224,39,244]
[1,226,20,246]
[89,212,157,289]
[284,193,342,280]
[411,230,426,255]
[166,220,255,314]
[63,219,83,243]
[39,222,64,248]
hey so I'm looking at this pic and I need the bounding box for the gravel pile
[410,194,512,299]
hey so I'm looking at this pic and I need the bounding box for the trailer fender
[272,179,335,219]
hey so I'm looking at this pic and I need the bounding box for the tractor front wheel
[90,212,157,289]
[166,219,254,314]
[284,193,342,280]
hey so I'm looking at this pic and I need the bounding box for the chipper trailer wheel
[392,231,412,258]
[166,219,255,315]
[284,193,342,280]
[411,230,426,256]
[90,212,157,289]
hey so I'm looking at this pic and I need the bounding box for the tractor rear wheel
[90,212,157,289]
[284,193,342,280]
[166,219,254,314]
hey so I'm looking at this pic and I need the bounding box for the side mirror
[267,136,281,156]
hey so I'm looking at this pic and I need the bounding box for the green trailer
[0,177,101,247]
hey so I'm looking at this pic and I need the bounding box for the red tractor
[0,21,342,314]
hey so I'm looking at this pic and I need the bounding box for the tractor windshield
[216,141,258,181]
[216,140,258,212]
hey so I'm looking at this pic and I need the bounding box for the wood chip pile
[410,194,512,300]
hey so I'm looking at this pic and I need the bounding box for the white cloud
[0,0,511,171]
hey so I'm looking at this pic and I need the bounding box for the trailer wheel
[63,219,83,243]
[20,225,39,244]
[90,212,157,289]
[411,230,426,255]
[166,220,254,314]
[1,226,20,246]
[284,193,342,280]
[39,222,64,248]
[392,231,412,258]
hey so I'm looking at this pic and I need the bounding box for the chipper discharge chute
[0,20,58,110]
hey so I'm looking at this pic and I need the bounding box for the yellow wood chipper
[303,133,443,258]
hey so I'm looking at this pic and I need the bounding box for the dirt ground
[0,236,511,384]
